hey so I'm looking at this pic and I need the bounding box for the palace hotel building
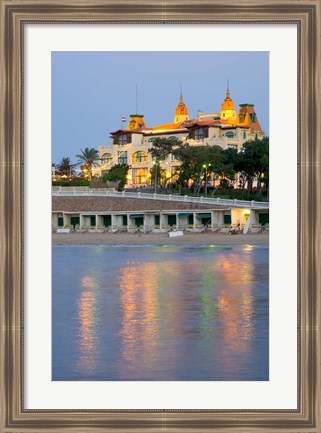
[94,87,265,187]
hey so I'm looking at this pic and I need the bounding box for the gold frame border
[0,1,320,431]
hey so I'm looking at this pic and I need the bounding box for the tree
[173,144,206,189]
[149,164,166,188]
[217,147,238,185]
[102,164,130,190]
[172,144,227,193]
[148,137,182,189]
[148,136,180,161]
[56,157,76,177]
[75,147,100,178]
[236,137,269,198]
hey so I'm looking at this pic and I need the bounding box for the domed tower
[220,84,236,123]
[174,92,189,124]
[127,114,146,130]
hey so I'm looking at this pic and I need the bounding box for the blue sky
[52,51,269,165]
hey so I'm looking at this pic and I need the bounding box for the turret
[174,92,189,124]
[220,84,236,123]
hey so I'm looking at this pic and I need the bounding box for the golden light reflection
[116,248,263,378]
[118,258,195,376]
[76,285,98,374]
[81,275,98,290]
[118,263,159,373]
[212,249,256,371]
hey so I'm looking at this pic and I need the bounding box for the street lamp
[202,163,211,197]
[153,160,158,193]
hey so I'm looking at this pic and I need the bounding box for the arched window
[101,153,113,165]
[132,151,148,163]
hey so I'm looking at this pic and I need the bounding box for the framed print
[0,0,320,432]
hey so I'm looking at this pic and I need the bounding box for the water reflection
[116,250,260,379]
[212,250,257,375]
[53,245,269,381]
[81,275,98,290]
[76,276,98,373]
[119,262,165,378]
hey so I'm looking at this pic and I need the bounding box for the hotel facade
[94,87,265,187]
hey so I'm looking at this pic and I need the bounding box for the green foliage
[172,144,237,190]
[148,137,183,187]
[102,164,130,190]
[236,137,269,197]
[148,137,181,161]
[149,163,166,186]
[52,178,90,187]
[75,147,100,175]
[56,157,76,177]
[171,137,269,199]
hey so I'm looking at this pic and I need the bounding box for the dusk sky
[52,51,269,165]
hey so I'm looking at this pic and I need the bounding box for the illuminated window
[239,114,245,123]
[132,168,148,184]
[132,151,148,163]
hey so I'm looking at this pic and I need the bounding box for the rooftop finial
[180,83,183,103]
[226,79,230,99]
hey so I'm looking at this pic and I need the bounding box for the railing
[52,189,269,209]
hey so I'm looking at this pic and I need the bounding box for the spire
[220,81,236,123]
[226,79,231,99]
[180,83,183,103]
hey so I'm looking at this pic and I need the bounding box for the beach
[52,231,269,246]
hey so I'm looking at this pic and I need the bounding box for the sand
[52,231,269,246]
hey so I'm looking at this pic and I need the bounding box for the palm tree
[75,147,100,178]
[57,157,75,177]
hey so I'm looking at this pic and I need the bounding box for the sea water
[52,244,269,381]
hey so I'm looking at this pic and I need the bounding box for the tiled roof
[186,120,228,128]
[150,123,183,131]
[52,196,229,213]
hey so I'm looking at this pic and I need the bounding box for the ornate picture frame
[0,0,320,431]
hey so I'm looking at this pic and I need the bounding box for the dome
[127,114,146,130]
[174,93,189,124]
[221,87,235,111]
[220,86,236,122]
